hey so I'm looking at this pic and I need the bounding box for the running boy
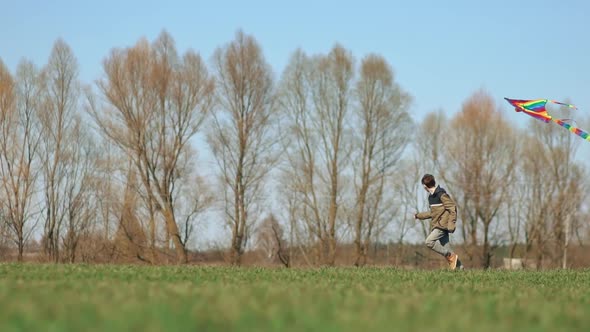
[415,174,459,270]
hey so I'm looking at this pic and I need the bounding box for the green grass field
[1,264,589,332]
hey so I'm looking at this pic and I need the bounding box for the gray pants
[425,228,453,257]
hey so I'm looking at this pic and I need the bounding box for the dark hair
[421,174,436,188]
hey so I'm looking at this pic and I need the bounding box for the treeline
[0,30,588,268]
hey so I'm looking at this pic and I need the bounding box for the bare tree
[91,31,214,263]
[255,214,290,267]
[60,118,97,263]
[416,111,448,172]
[92,140,122,247]
[506,168,526,260]
[395,157,430,246]
[113,167,149,262]
[208,30,277,265]
[414,112,448,238]
[39,39,81,262]
[351,54,411,266]
[277,46,354,265]
[0,59,43,261]
[442,90,518,268]
[277,172,314,267]
[314,46,354,266]
[520,136,554,268]
[277,50,322,264]
[541,105,583,269]
[521,109,585,269]
[70,137,127,263]
[176,174,214,249]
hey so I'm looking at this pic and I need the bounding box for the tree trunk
[482,223,491,269]
[17,234,24,262]
[163,208,187,264]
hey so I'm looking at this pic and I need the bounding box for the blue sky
[1,0,588,120]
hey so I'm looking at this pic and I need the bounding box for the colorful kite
[504,98,589,142]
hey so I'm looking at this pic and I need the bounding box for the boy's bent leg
[439,231,453,254]
[425,229,451,257]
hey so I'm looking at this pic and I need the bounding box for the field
[1,264,589,331]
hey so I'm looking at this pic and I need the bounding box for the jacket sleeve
[415,211,432,220]
[441,194,456,220]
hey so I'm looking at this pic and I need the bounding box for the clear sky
[1,0,589,245]
[1,0,588,119]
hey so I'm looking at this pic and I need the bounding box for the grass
[0,264,589,332]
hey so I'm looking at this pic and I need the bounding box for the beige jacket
[416,186,457,232]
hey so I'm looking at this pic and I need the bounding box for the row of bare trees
[1,30,588,267]
[0,41,98,263]
[414,93,588,268]
[275,47,412,266]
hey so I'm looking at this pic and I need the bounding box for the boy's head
[421,174,436,189]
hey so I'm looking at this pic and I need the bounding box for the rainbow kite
[505,98,589,142]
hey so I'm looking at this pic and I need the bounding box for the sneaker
[447,253,458,270]
[458,261,464,270]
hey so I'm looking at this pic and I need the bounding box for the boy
[414,174,459,270]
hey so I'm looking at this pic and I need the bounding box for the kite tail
[552,119,590,141]
[550,100,578,110]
